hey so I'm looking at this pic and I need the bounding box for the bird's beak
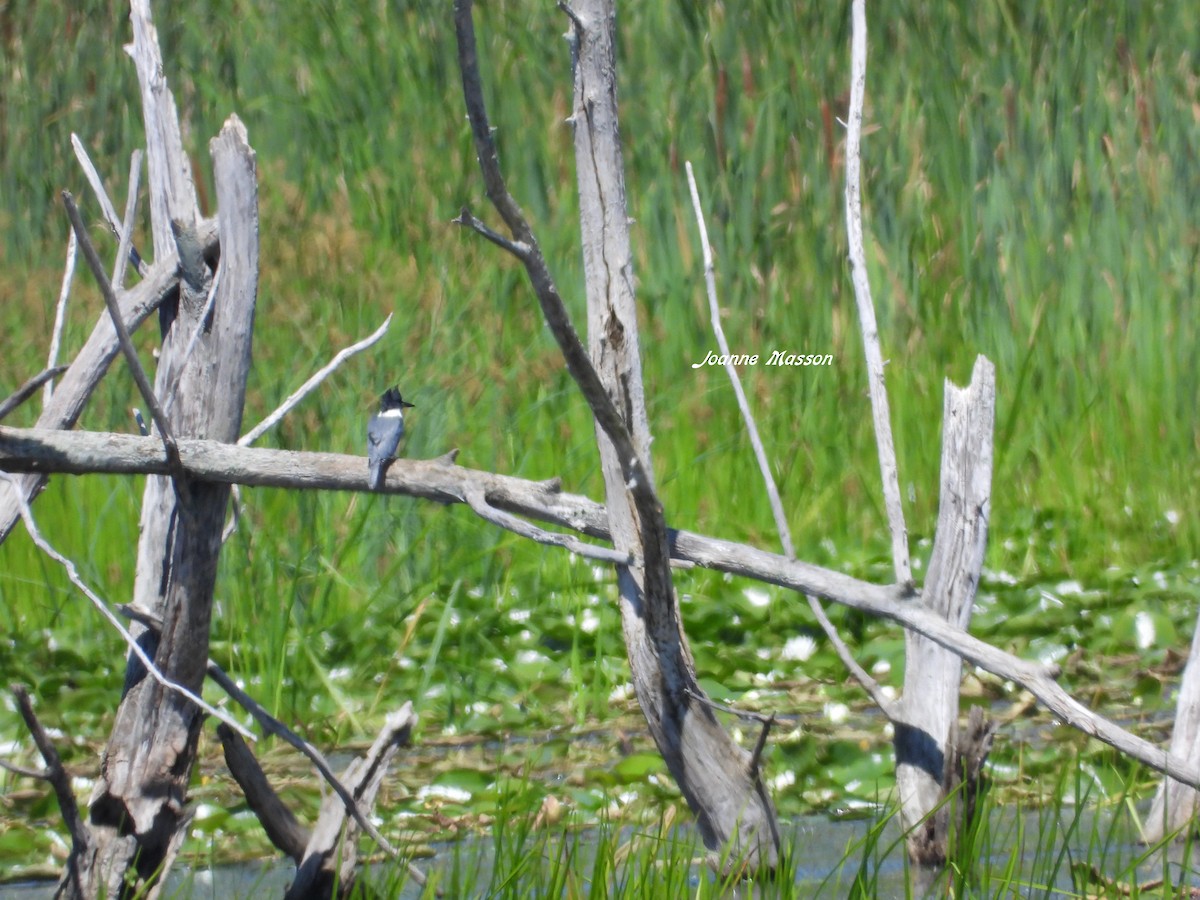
[403,401,415,408]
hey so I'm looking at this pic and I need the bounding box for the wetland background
[1,1,1198,894]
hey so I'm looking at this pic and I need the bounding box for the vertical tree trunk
[566,0,779,872]
[894,356,995,864]
[62,16,260,883]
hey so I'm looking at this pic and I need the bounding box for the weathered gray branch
[63,190,180,469]
[2,422,1193,794]
[845,0,911,587]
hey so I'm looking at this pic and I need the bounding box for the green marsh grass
[1,0,1198,890]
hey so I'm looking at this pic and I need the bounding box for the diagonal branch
[11,684,88,852]
[62,192,181,476]
[452,0,658,521]
[239,314,393,447]
[0,472,252,739]
[43,232,77,407]
[0,367,69,423]
[70,133,148,278]
[685,161,895,717]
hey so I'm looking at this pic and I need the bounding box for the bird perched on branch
[367,387,414,490]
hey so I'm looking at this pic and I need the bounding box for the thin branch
[845,0,911,587]
[70,133,146,277]
[452,0,660,521]
[453,207,531,259]
[748,713,775,778]
[62,191,181,476]
[685,163,791,557]
[43,230,77,407]
[239,314,393,447]
[11,684,88,851]
[464,483,634,565]
[116,598,407,864]
[112,150,143,291]
[0,756,49,780]
[9,422,1200,793]
[205,659,405,862]
[0,367,70,423]
[685,162,895,715]
[0,472,253,740]
[683,686,785,725]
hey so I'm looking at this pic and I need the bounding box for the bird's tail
[369,461,385,491]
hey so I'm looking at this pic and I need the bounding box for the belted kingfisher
[367,387,414,490]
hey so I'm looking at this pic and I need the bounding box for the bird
[367,387,414,490]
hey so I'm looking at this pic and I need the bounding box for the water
[3,808,1197,898]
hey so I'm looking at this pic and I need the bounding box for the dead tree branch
[3,424,1193,792]
[63,190,181,472]
[239,314,392,447]
[11,685,88,853]
[845,0,911,588]
[43,232,77,406]
[0,367,69,422]
[685,160,894,717]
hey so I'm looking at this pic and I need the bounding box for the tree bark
[67,113,258,897]
[894,356,995,864]
[566,0,779,872]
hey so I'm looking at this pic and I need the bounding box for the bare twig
[11,684,88,852]
[748,713,776,778]
[43,231,77,407]
[464,483,634,565]
[70,133,146,278]
[685,162,895,715]
[845,0,911,587]
[683,686,783,725]
[112,150,143,291]
[62,191,181,476]
[453,207,531,259]
[239,314,393,447]
[0,472,253,739]
[0,756,49,780]
[0,367,70,423]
